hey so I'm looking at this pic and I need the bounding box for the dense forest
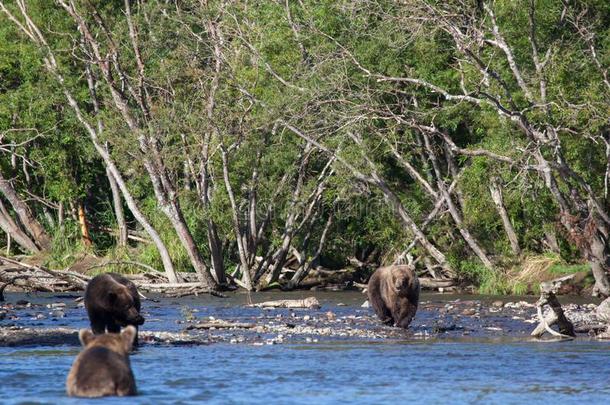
[0,0,608,295]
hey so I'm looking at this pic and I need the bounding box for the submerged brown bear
[66,326,138,397]
[85,273,144,343]
[367,265,420,328]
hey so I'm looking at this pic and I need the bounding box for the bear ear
[121,325,137,351]
[78,329,95,347]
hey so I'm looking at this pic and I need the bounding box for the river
[1,291,609,404]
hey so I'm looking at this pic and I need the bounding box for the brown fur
[84,273,144,344]
[367,265,420,328]
[66,326,137,397]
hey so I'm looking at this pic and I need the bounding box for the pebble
[303,315,311,321]
[51,310,65,318]
[461,308,477,316]
[491,300,504,308]
[16,300,29,306]
[361,300,370,308]
[35,314,46,320]
[48,303,66,309]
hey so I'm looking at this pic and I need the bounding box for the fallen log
[248,297,321,309]
[419,277,456,289]
[0,255,88,290]
[0,275,29,301]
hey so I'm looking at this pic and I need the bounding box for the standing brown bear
[85,273,144,343]
[66,326,138,397]
[367,265,420,328]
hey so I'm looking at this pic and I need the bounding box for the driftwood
[0,257,226,298]
[419,277,455,289]
[248,297,321,309]
[0,255,89,290]
[0,274,28,301]
[531,275,576,339]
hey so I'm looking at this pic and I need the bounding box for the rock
[595,298,610,323]
[51,310,65,318]
[491,300,504,308]
[325,311,336,320]
[361,300,370,308]
[461,308,477,316]
[16,300,29,306]
[35,313,46,320]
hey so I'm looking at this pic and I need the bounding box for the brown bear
[84,273,144,344]
[66,326,138,397]
[367,265,420,328]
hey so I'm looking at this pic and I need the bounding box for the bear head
[79,325,137,354]
[107,288,144,326]
[390,266,417,297]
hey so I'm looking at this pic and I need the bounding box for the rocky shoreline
[1,291,609,347]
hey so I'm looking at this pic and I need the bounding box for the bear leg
[393,301,417,329]
[370,295,394,325]
[90,316,107,335]
[106,319,121,334]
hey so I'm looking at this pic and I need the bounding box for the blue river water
[1,291,609,404]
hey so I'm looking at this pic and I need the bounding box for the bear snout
[125,308,145,325]
[133,315,145,325]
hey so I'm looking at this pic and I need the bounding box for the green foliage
[0,0,607,296]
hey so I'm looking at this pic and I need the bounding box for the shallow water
[1,291,609,404]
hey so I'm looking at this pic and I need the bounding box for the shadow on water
[1,291,610,404]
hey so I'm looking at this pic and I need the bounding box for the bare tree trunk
[106,155,128,247]
[0,3,180,283]
[543,226,560,253]
[282,121,451,274]
[77,202,92,247]
[221,147,252,290]
[0,199,39,253]
[590,234,610,297]
[264,144,312,286]
[58,202,64,229]
[289,214,333,288]
[489,178,521,255]
[61,0,215,288]
[422,132,494,269]
[0,170,51,250]
[207,223,226,284]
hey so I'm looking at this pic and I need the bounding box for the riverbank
[0,291,606,347]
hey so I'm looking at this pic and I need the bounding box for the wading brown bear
[66,326,138,397]
[367,265,420,328]
[85,273,144,343]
